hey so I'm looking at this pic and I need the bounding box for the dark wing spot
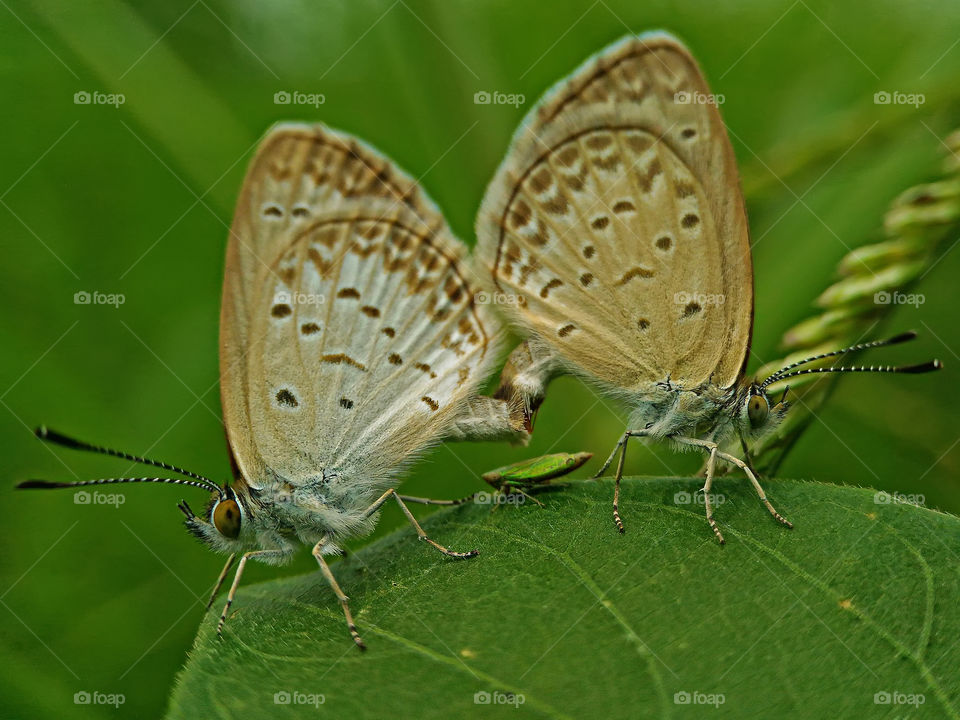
[616,267,655,285]
[421,396,439,411]
[681,214,700,229]
[612,200,635,213]
[557,324,576,337]
[321,354,367,371]
[681,128,697,139]
[682,302,702,318]
[414,362,437,378]
[271,304,292,318]
[276,389,298,407]
[580,273,593,287]
[291,205,311,218]
[388,353,403,365]
[339,398,354,409]
[638,318,650,331]
[300,322,320,335]
[361,305,380,318]
[337,288,361,299]
[590,216,610,230]
[262,203,283,218]
[582,245,595,259]
[540,279,563,298]
[382,327,396,338]
[655,235,672,250]
[675,182,695,198]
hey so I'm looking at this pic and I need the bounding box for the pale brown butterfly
[20,124,528,650]
[476,32,941,542]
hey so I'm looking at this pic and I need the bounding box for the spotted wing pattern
[477,33,753,393]
[221,124,509,497]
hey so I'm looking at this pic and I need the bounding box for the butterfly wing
[221,124,511,496]
[477,32,752,392]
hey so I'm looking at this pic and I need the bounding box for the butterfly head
[738,384,789,436]
[179,483,254,554]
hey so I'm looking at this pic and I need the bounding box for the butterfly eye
[747,394,770,429]
[212,499,242,539]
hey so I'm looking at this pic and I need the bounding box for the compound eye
[747,394,770,429]
[212,499,241,539]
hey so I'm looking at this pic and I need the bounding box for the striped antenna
[765,359,942,385]
[760,331,933,389]
[18,476,222,494]
[22,426,223,496]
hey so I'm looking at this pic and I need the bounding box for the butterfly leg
[397,493,478,506]
[217,549,285,637]
[312,536,366,651]
[363,489,479,559]
[674,437,793,535]
[593,431,649,533]
[699,446,725,545]
[714,448,793,530]
[205,552,236,610]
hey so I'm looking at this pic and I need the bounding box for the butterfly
[475,32,941,542]
[19,123,529,650]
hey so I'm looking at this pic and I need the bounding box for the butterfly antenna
[18,476,223,494]
[24,426,223,496]
[767,359,942,385]
[760,331,930,389]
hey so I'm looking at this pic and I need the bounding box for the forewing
[221,124,502,489]
[476,33,752,391]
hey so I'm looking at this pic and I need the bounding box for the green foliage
[169,478,960,719]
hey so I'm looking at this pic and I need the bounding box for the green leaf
[167,478,960,719]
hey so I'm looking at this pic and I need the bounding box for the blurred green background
[1,1,958,717]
